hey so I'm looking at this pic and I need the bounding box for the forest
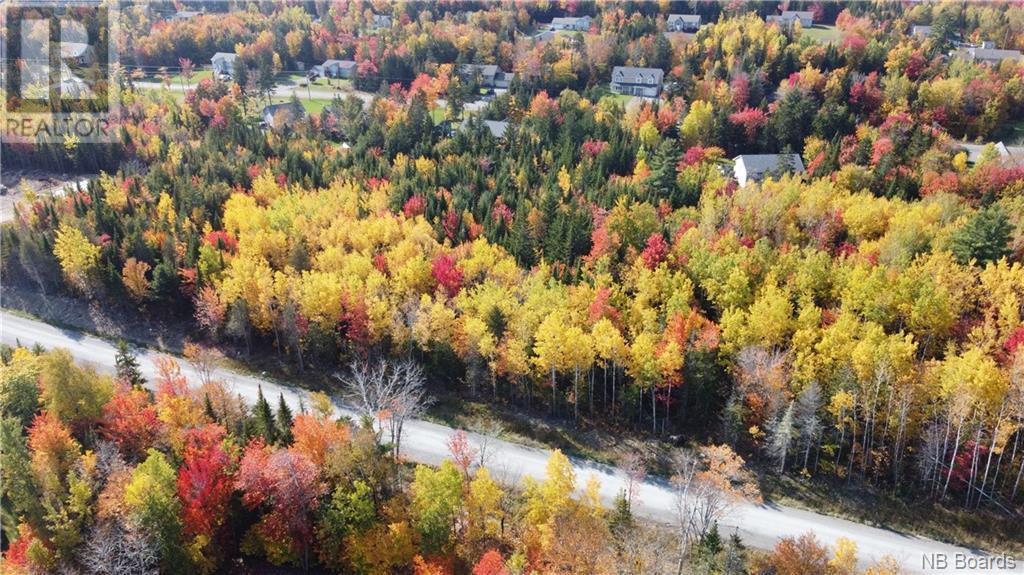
[2,0,1024,572]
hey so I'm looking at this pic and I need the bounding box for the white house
[666,14,701,32]
[733,154,805,187]
[767,11,814,28]
[610,66,664,98]
[550,15,591,31]
[211,52,238,76]
[371,14,392,30]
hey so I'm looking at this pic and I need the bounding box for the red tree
[100,386,161,459]
[236,441,324,564]
[177,424,234,541]
[432,253,463,297]
[473,549,509,575]
[640,234,669,269]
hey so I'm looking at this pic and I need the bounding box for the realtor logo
[3,0,119,143]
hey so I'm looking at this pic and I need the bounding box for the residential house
[211,52,238,76]
[318,60,357,79]
[767,11,814,28]
[911,25,932,38]
[666,14,701,32]
[460,64,514,89]
[733,154,805,187]
[61,42,95,66]
[172,10,202,21]
[462,118,511,140]
[372,14,392,30]
[953,46,1023,64]
[533,30,557,43]
[609,66,664,98]
[550,15,591,31]
[952,141,1010,164]
[261,102,306,129]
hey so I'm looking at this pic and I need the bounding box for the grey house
[261,102,306,129]
[911,25,932,38]
[767,10,814,28]
[733,154,805,187]
[550,15,591,31]
[460,64,514,89]
[462,118,510,140]
[610,66,664,98]
[61,42,95,66]
[953,46,1023,64]
[211,52,238,76]
[317,60,356,79]
[173,10,202,21]
[666,14,701,32]
[372,14,392,30]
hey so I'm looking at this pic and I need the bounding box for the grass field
[802,25,842,45]
[163,69,212,87]
[270,97,333,114]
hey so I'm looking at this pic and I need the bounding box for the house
[767,11,814,28]
[911,25,932,38]
[952,141,1010,164]
[372,14,392,30]
[533,30,557,43]
[460,64,515,89]
[550,15,590,31]
[172,10,202,21]
[461,118,510,140]
[609,66,664,98]
[261,102,306,129]
[733,154,805,186]
[211,52,238,76]
[61,42,95,66]
[666,14,701,32]
[953,46,1024,64]
[317,60,356,79]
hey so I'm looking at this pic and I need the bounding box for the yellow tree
[53,223,100,295]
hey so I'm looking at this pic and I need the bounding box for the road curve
[0,310,1011,574]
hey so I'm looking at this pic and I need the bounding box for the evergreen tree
[115,340,146,388]
[608,489,634,532]
[277,393,294,445]
[252,386,278,444]
[203,393,218,423]
[951,206,1013,265]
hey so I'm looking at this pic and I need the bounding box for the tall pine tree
[251,386,277,444]
[115,340,146,388]
[276,393,294,445]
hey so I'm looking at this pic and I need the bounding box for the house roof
[462,118,510,139]
[461,64,500,77]
[212,52,237,61]
[262,102,306,122]
[61,42,90,58]
[323,59,356,68]
[911,25,932,35]
[551,16,589,26]
[667,14,701,24]
[782,10,814,18]
[611,66,664,86]
[953,141,1010,163]
[955,47,1024,62]
[734,154,806,176]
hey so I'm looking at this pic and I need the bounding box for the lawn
[802,25,842,45]
[164,69,212,87]
[270,96,334,114]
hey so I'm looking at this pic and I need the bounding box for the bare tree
[622,451,647,508]
[337,358,432,460]
[671,445,759,575]
[183,342,223,386]
[794,381,823,472]
[81,520,158,575]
